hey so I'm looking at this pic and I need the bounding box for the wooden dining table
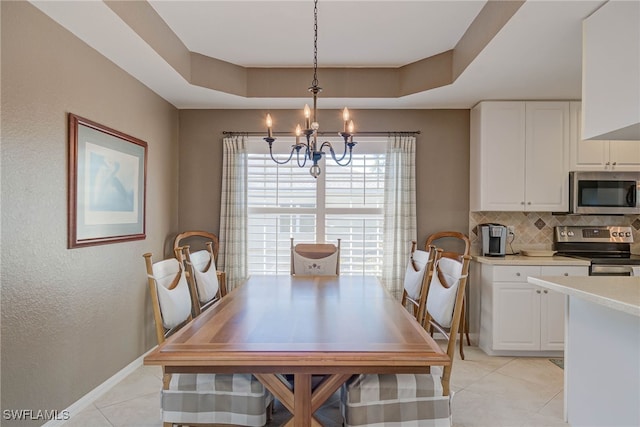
[144,275,450,427]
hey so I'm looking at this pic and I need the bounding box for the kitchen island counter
[528,276,640,316]
[527,275,640,427]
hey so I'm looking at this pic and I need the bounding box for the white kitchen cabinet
[582,0,640,140]
[570,102,640,171]
[470,101,570,212]
[478,263,588,356]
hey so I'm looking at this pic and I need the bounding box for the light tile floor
[64,343,567,427]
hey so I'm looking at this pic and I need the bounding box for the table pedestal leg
[255,373,351,427]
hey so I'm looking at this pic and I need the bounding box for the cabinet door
[472,102,526,211]
[525,102,570,211]
[570,102,640,171]
[540,288,565,350]
[609,140,640,171]
[493,282,541,351]
[539,266,588,350]
[570,101,609,170]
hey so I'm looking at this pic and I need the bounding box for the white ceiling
[31,0,606,110]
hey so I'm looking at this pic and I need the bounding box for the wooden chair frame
[173,230,220,263]
[425,231,472,359]
[177,244,227,317]
[424,254,472,395]
[174,231,226,316]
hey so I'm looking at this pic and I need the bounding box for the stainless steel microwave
[569,171,640,215]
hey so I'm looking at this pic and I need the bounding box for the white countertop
[473,255,591,266]
[528,276,640,317]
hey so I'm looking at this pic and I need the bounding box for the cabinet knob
[516,272,521,277]
[612,162,617,165]
[527,202,532,205]
[564,272,569,276]
[536,290,542,294]
[606,161,611,165]
[543,290,548,294]
[521,201,525,205]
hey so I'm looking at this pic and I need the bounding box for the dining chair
[177,244,226,317]
[173,230,222,268]
[173,231,226,316]
[340,253,472,427]
[290,237,341,275]
[143,251,273,427]
[401,241,439,325]
[425,231,472,359]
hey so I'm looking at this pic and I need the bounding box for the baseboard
[43,346,158,427]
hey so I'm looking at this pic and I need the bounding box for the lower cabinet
[478,264,588,355]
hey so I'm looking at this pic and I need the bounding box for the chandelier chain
[263,0,358,179]
[311,0,319,89]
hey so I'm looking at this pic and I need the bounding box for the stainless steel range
[554,225,640,276]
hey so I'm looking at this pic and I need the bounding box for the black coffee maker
[480,223,507,256]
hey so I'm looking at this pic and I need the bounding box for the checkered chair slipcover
[163,373,274,426]
[341,373,451,427]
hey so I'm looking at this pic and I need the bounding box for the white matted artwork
[68,113,147,248]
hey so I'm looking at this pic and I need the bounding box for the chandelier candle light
[264,0,357,178]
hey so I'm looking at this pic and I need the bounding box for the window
[247,137,385,276]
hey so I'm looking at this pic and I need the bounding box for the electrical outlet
[507,225,515,234]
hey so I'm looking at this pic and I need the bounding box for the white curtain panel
[382,135,417,300]
[219,136,248,292]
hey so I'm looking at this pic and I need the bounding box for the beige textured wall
[1,3,179,425]
[178,109,470,245]
[0,3,469,421]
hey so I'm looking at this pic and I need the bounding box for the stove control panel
[554,226,634,243]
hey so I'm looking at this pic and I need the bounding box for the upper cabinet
[470,101,569,212]
[570,102,640,171]
[582,0,640,140]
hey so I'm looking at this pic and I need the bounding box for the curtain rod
[222,130,421,136]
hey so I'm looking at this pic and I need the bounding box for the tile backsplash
[469,212,640,255]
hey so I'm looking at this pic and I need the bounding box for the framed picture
[68,113,147,248]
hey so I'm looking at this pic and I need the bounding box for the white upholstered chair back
[143,252,193,344]
[290,238,341,276]
[173,231,226,316]
[426,256,465,329]
[179,244,226,316]
[401,241,438,324]
[189,249,220,302]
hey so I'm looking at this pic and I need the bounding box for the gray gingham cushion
[162,373,273,426]
[341,373,452,427]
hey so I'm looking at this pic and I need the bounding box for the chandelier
[264,0,357,178]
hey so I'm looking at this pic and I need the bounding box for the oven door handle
[590,265,633,275]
